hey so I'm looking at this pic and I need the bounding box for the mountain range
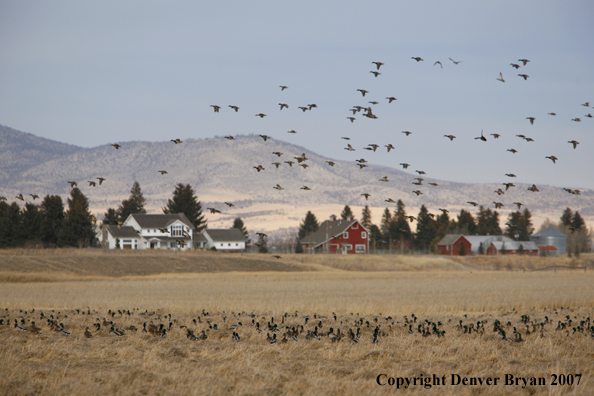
[1,124,592,233]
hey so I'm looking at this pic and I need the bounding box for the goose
[379,176,389,182]
[444,135,456,141]
[345,144,355,151]
[385,198,395,203]
[434,61,443,68]
[224,135,234,140]
[568,140,579,149]
[278,103,288,110]
[88,181,96,187]
[507,148,517,154]
[400,163,410,169]
[518,59,530,66]
[272,162,281,168]
[299,163,309,169]
[325,161,335,166]
[228,105,239,112]
[224,202,234,207]
[497,73,505,83]
[386,97,397,103]
[272,151,283,157]
[372,61,384,70]
[513,202,523,209]
[97,177,106,185]
[259,135,270,141]
[279,85,288,91]
[518,74,529,80]
[545,156,557,164]
[308,104,318,110]
[284,161,294,167]
[526,117,535,124]
[273,184,284,191]
[370,71,381,77]
[385,144,394,152]
[301,186,311,191]
[158,170,168,175]
[503,183,515,190]
[528,184,539,192]
[255,113,267,118]
[287,130,297,134]
[510,63,520,69]
[67,181,77,188]
[505,173,516,177]
[402,131,412,136]
[493,202,504,209]
[361,193,371,200]
[475,130,487,141]
[171,138,182,144]
[111,143,121,149]
[253,165,265,172]
[29,194,39,200]
[491,133,501,139]
[572,118,581,122]
[467,201,478,207]
[411,57,423,62]
[210,105,221,112]
[207,208,221,214]
[412,190,423,196]
[357,89,368,97]
[449,57,462,64]
[347,117,356,123]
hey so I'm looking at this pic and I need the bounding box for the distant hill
[1,125,593,232]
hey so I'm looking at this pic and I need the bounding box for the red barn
[436,234,471,256]
[300,215,369,254]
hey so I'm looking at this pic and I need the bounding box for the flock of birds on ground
[2,56,590,232]
[3,306,593,345]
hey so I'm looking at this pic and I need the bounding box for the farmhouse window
[353,223,359,229]
[361,232,367,239]
[356,244,366,253]
[344,244,352,250]
[344,232,349,239]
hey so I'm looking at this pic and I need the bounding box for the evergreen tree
[163,183,207,231]
[361,206,372,229]
[459,241,466,256]
[369,224,383,249]
[58,188,96,247]
[518,243,524,255]
[456,209,477,235]
[340,205,354,220]
[295,239,304,253]
[478,242,484,255]
[434,211,451,242]
[505,209,534,241]
[388,200,412,245]
[0,201,22,247]
[20,202,43,243]
[560,207,573,227]
[415,205,437,251]
[232,217,249,241]
[380,208,392,240]
[477,206,502,235]
[298,211,319,239]
[103,208,119,225]
[40,195,64,246]
[118,181,146,222]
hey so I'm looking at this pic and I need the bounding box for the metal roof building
[530,226,566,255]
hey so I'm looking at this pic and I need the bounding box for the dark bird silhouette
[505,173,516,177]
[449,58,462,64]
[111,144,121,149]
[357,89,368,97]
[568,140,579,149]
[491,133,501,139]
[444,135,456,141]
[370,71,381,77]
[29,194,39,200]
[341,137,350,140]
[279,85,288,91]
[434,61,443,68]
[259,135,270,141]
[385,144,394,152]
[16,194,24,201]
[518,59,530,66]
[284,161,294,167]
[475,130,487,141]
[301,186,311,191]
[545,156,558,164]
[400,163,410,169]
[272,151,283,157]
[493,202,504,209]
[229,105,239,112]
[345,144,355,151]
[347,117,356,123]
[279,103,288,110]
[224,202,234,207]
[97,177,106,185]
[402,131,412,136]
[467,201,478,207]
[225,136,234,140]
[361,193,371,200]
[287,130,297,134]
[548,112,556,116]
[528,184,539,192]
[68,181,77,188]
[372,61,384,70]
[207,208,221,214]
[439,208,449,214]
[379,176,389,182]
[385,198,395,203]
[510,63,520,69]
[298,106,308,112]
[412,190,423,196]
[572,118,581,122]
[526,117,535,125]
[503,183,515,190]
[582,102,590,107]
[325,161,335,166]
[158,170,168,175]
[386,97,397,103]
[88,181,97,187]
[254,165,265,172]
[507,148,517,154]
[273,184,284,190]
[308,104,318,110]
[411,57,424,62]
[415,170,426,175]
[272,162,281,168]
[210,105,221,112]
[513,202,523,209]
[255,113,267,118]
[518,74,529,80]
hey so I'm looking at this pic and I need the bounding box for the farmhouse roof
[203,228,246,242]
[300,218,364,247]
[532,226,565,238]
[105,225,140,239]
[128,213,194,229]
[436,234,464,246]
[491,241,539,251]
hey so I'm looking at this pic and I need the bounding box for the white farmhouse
[197,229,247,251]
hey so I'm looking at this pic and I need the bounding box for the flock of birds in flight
[3,57,589,232]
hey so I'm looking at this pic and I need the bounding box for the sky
[1,1,593,190]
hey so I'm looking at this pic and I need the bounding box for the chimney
[330,215,337,221]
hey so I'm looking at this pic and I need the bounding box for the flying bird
[467,201,478,207]
[279,85,288,91]
[491,133,500,139]
[97,177,106,185]
[548,112,556,116]
[68,181,78,188]
[545,156,558,164]
[254,165,265,172]
[385,198,395,203]
[505,173,516,177]
[494,189,505,195]
[412,190,423,196]
[16,194,24,201]
[518,74,529,80]
[428,182,438,186]
[475,130,487,141]
[341,137,351,140]
[503,183,515,190]
[493,202,504,209]
[224,202,234,207]
[284,161,294,167]
[111,144,121,149]
[528,184,540,192]
[207,208,222,214]
[444,135,456,141]
[368,144,379,152]
[298,106,308,112]
[400,163,410,169]
[581,102,590,107]
[29,194,39,200]
[411,57,423,62]
[439,208,449,215]
[434,61,443,68]
[415,170,426,175]
[402,131,412,136]
[279,103,288,110]
[379,176,389,182]
[347,117,356,123]
[345,144,355,151]
[158,170,168,175]
[513,202,523,209]
[385,144,394,152]
[255,113,267,118]
[229,105,239,112]
[271,162,281,168]
[300,186,311,191]
[171,138,182,144]
[273,184,284,190]
[568,140,579,149]
[287,130,297,134]
[449,58,462,64]
[259,135,270,141]
[386,97,397,103]
[357,89,368,97]
[370,71,381,77]
[526,117,535,125]
[210,105,221,112]
[272,151,283,157]
[572,118,581,122]
[325,161,335,166]
[507,148,517,154]
[357,163,368,169]
[510,63,520,69]
[372,61,384,70]
[497,73,505,83]
[518,59,530,66]
[224,136,234,140]
[308,104,318,110]
[88,181,97,187]
[361,193,371,200]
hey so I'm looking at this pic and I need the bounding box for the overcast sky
[1,1,593,190]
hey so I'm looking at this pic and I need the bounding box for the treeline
[296,202,592,253]
[0,188,96,248]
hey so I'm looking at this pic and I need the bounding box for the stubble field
[1,250,593,395]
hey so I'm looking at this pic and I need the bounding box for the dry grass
[1,251,594,395]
